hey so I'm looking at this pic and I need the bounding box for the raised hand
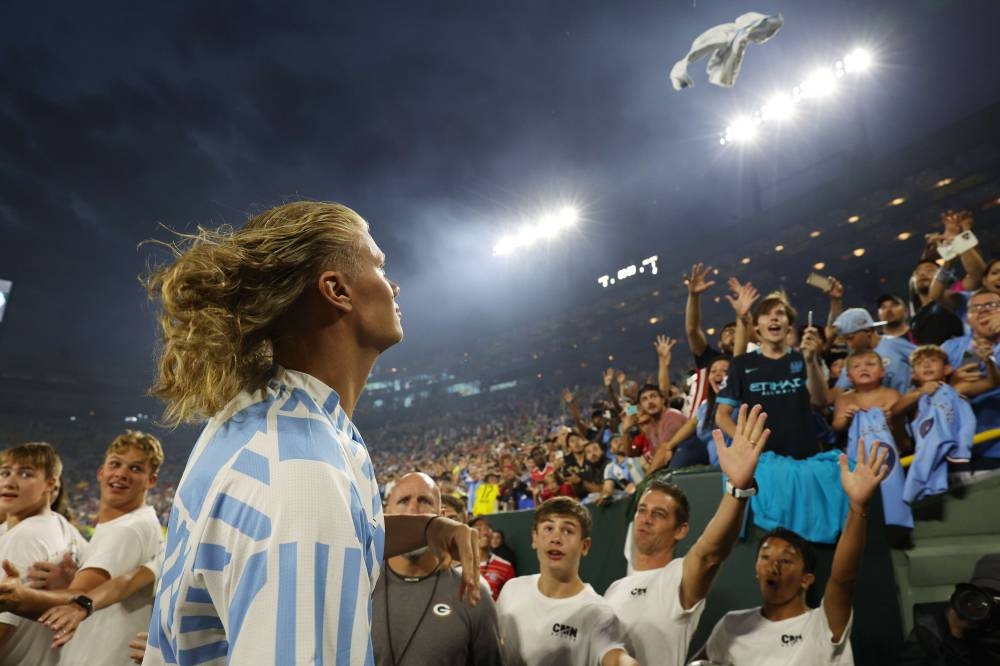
[826,277,845,300]
[800,327,823,361]
[725,279,759,317]
[685,262,716,295]
[603,367,614,387]
[839,438,889,510]
[714,403,770,490]
[562,388,574,404]
[654,335,678,362]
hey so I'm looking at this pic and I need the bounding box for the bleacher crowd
[2,204,999,664]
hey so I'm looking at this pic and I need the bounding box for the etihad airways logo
[748,378,804,396]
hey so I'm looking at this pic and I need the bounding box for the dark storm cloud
[2,0,1000,390]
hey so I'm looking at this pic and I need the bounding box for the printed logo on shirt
[433,603,452,617]
[629,587,647,597]
[781,634,803,646]
[551,623,579,641]
[748,378,803,396]
[874,441,897,471]
[919,417,935,438]
[789,360,803,374]
[744,367,759,374]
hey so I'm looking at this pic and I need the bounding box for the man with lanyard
[942,289,1000,458]
[372,473,501,666]
[604,403,771,665]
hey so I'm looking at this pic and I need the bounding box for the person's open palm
[714,403,770,490]
[839,438,889,509]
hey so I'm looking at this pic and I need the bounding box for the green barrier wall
[486,468,903,664]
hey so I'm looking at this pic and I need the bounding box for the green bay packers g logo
[433,603,452,617]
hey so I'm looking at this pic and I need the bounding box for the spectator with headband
[693,438,890,664]
[140,201,479,665]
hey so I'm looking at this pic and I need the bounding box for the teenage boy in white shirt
[496,496,639,666]
[0,431,165,665]
[692,438,890,665]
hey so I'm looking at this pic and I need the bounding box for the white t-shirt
[0,513,86,666]
[496,574,627,666]
[603,557,705,666]
[60,504,164,666]
[704,600,854,665]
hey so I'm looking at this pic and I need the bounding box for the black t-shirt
[911,302,964,346]
[580,459,607,490]
[561,453,592,499]
[717,349,819,459]
[694,344,722,370]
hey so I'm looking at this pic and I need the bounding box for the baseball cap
[833,308,887,335]
[877,293,905,308]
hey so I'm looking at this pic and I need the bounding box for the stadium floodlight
[724,116,758,143]
[760,93,795,122]
[843,48,872,73]
[799,68,836,99]
[492,205,581,256]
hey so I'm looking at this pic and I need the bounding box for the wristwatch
[69,595,94,617]
[724,478,758,499]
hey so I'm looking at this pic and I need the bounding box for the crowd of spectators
[2,205,999,663]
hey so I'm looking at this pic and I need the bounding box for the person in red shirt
[470,516,516,600]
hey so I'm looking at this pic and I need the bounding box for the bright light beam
[724,116,758,143]
[843,48,872,73]
[799,67,837,99]
[760,93,795,122]
[492,206,581,256]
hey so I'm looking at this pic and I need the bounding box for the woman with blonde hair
[143,201,479,666]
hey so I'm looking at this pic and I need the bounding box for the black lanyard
[384,566,441,666]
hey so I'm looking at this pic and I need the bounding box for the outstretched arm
[562,388,588,436]
[825,439,889,642]
[0,564,110,617]
[39,564,156,647]
[680,404,770,609]
[685,263,715,358]
[654,335,678,396]
[726,277,758,358]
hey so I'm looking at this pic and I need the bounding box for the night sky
[2,0,999,397]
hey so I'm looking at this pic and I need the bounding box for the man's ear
[674,522,690,543]
[801,572,816,593]
[318,271,353,313]
[581,536,592,557]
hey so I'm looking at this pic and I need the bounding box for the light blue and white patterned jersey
[144,367,384,666]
